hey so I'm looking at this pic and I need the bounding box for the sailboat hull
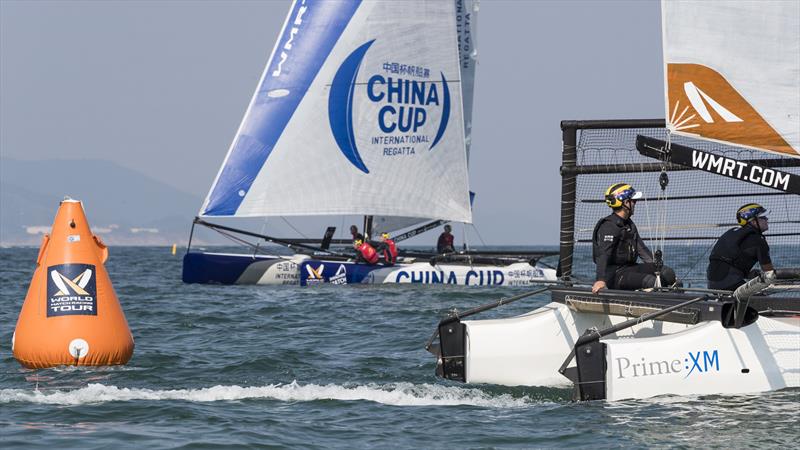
[437,288,800,400]
[182,252,308,285]
[299,261,557,286]
[182,252,556,287]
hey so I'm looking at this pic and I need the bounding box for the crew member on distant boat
[354,239,379,265]
[375,233,398,265]
[350,225,365,244]
[437,224,455,254]
[707,203,774,291]
[591,183,677,293]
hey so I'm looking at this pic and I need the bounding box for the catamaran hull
[438,289,800,400]
[182,252,308,285]
[459,302,696,387]
[300,261,557,286]
[182,253,556,287]
[601,317,799,400]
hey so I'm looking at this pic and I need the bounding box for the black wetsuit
[707,225,771,291]
[593,213,676,290]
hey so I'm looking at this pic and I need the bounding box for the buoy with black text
[12,197,134,368]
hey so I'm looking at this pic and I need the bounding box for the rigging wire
[281,217,309,239]
[255,217,270,256]
[470,223,488,247]
[678,240,716,286]
[214,227,262,252]
[461,223,473,267]
[259,217,269,236]
[207,224,292,260]
[653,131,672,287]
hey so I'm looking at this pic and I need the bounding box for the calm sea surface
[1,246,798,449]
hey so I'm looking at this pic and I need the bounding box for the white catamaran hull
[463,302,695,387]
[451,298,800,400]
[604,316,799,400]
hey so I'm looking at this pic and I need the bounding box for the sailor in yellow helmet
[374,232,398,265]
[707,203,774,291]
[353,238,379,265]
[591,183,677,293]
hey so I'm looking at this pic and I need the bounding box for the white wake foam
[0,381,535,408]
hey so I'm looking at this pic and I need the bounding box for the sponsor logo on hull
[393,267,547,286]
[615,349,720,380]
[330,264,347,285]
[305,263,326,285]
[302,262,349,285]
[395,269,502,286]
[265,260,300,285]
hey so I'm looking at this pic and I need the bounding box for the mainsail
[662,0,799,157]
[456,0,478,163]
[372,0,479,236]
[200,0,472,223]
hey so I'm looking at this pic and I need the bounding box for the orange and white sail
[662,0,799,158]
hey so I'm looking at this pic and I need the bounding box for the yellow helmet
[604,183,642,208]
[354,239,363,246]
[381,232,390,239]
[736,203,767,226]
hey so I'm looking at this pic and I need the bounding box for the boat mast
[363,215,374,240]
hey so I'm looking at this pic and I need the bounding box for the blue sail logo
[328,40,451,174]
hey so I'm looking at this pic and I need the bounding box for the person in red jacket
[437,224,455,254]
[353,239,379,265]
[376,232,398,265]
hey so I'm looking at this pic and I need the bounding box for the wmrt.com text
[691,150,791,191]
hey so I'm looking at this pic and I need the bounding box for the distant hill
[1,158,202,245]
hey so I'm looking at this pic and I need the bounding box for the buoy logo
[47,263,97,317]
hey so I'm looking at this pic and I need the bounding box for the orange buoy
[13,198,134,368]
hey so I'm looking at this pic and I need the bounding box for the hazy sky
[0,0,664,245]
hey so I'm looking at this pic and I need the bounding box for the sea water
[1,246,798,448]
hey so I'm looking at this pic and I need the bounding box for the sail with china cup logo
[182,0,558,287]
[200,0,471,222]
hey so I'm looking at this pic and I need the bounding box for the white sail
[200,0,472,223]
[661,0,800,158]
[456,0,479,163]
[371,0,479,235]
[371,216,427,237]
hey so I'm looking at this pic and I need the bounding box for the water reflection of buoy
[12,197,134,368]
